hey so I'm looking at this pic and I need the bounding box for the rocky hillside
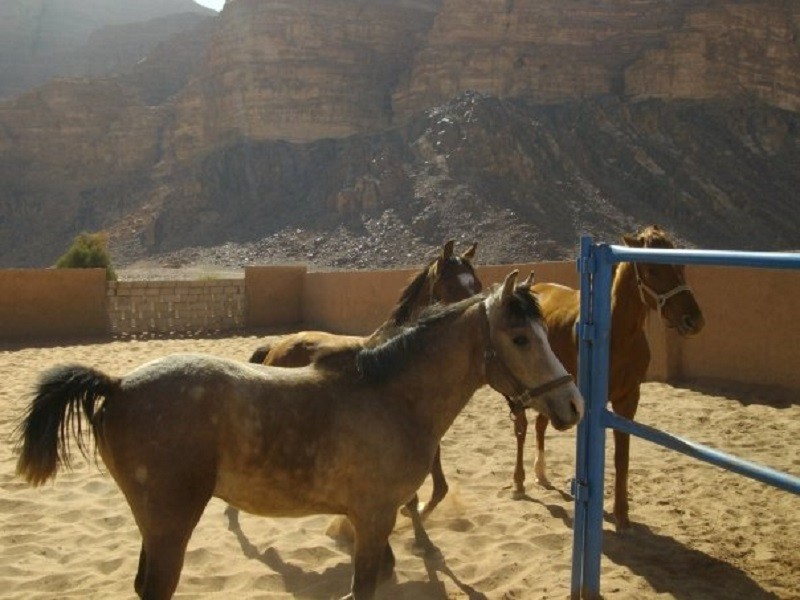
[0,0,798,270]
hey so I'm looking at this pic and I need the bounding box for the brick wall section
[107,279,246,336]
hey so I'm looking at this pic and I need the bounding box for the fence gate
[569,237,800,599]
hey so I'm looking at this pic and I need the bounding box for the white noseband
[633,263,692,317]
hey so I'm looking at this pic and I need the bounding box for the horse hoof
[614,516,632,533]
[536,477,555,491]
[512,488,526,500]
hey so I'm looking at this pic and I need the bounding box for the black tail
[15,365,118,486]
[248,345,270,364]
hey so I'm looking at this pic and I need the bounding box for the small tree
[55,231,117,280]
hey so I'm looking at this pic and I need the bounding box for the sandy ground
[1,335,797,599]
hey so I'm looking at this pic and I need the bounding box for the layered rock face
[0,79,163,179]
[626,3,800,112]
[168,0,440,159]
[393,0,800,118]
[1,0,799,268]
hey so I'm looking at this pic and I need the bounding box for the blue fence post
[583,244,614,598]
[570,236,594,598]
[570,239,614,599]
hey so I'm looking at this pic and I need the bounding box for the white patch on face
[135,465,148,484]
[458,272,477,294]
[531,321,569,379]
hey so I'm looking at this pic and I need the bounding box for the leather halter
[632,262,693,318]
[479,301,573,413]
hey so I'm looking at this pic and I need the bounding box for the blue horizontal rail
[603,411,800,495]
[604,244,800,269]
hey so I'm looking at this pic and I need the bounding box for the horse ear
[520,270,535,288]
[441,240,455,260]
[500,270,519,300]
[461,242,477,261]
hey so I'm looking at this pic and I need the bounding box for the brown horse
[249,239,482,367]
[247,240,482,544]
[16,271,583,600]
[510,225,705,531]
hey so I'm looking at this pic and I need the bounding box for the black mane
[357,282,541,383]
[387,256,478,327]
[357,294,484,383]
[387,263,434,326]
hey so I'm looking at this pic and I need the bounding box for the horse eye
[512,335,529,347]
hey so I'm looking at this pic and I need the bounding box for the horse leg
[134,545,146,596]
[344,508,397,600]
[533,412,550,487]
[379,542,396,582]
[512,409,528,497]
[421,445,448,519]
[612,392,640,532]
[404,494,434,550]
[124,477,214,598]
[137,526,200,600]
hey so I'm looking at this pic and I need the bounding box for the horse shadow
[512,483,575,529]
[513,489,777,599]
[225,506,487,599]
[602,519,779,599]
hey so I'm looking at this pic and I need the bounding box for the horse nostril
[682,313,704,334]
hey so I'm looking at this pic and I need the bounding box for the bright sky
[194,0,224,11]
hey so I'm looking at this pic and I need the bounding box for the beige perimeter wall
[1,263,798,393]
[0,269,108,339]
[656,265,800,391]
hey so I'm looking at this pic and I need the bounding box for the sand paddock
[1,336,797,599]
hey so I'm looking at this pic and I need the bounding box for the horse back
[265,331,364,368]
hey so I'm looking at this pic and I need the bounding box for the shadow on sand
[224,506,487,599]
[602,517,779,600]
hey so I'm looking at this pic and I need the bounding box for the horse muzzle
[507,375,584,430]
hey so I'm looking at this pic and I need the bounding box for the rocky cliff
[168,0,440,160]
[0,0,798,269]
[393,0,800,117]
[625,2,800,112]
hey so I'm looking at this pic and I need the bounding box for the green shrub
[55,232,117,280]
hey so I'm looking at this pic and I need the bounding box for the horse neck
[403,272,435,323]
[610,262,649,342]
[391,303,487,441]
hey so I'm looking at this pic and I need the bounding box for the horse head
[429,239,482,303]
[483,271,584,431]
[623,225,705,337]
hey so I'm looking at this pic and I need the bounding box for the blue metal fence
[569,238,800,599]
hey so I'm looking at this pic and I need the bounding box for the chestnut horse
[510,225,705,530]
[16,271,583,600]
[246,240,482,545]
